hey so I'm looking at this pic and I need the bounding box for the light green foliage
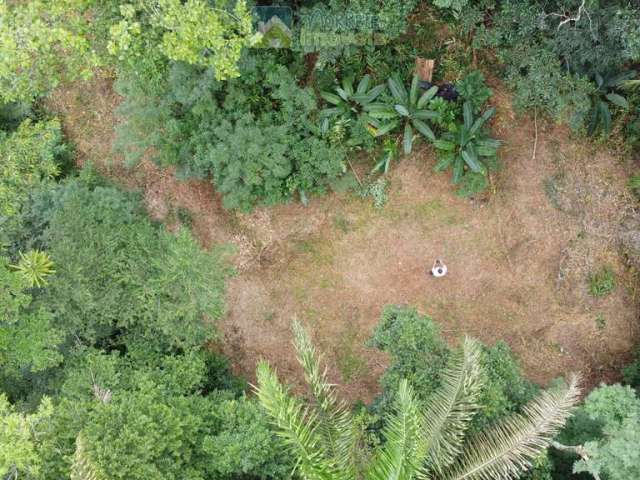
[588,265,615,297]
[572,385,640,480]
[456,70,492,114]
[34,179,229,348]
[366,74,439,154]
[257,321,581,480]
[0,256,62,376]
[108,0,255,80]
[0,0,99,102]
[433,102,501,196]
[10,250,55,288]
[0,119,64,220]
[0,394,53,479]
[116,55,346,211]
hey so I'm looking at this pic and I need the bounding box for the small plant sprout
[11,250,56,288]
[588,265,615,297]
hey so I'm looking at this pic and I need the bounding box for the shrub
[456,70,492,114]
[115,55,347,211]
[433,102,501,196]
[365,74,439,154]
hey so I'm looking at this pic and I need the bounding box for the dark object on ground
[418,81,458,102]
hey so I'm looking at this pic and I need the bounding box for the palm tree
[255,321,581,480]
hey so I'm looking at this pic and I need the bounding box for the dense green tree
[108,0,257,81]
[0,394,53,479]
[0,256,62,378]
[23,178,230,349]
[369,306,538,431]
[0,0,99,102]
[257,320,581,480]
[554,384,640,480]
[0,119,64,221]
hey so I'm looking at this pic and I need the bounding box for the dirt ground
[48,73,640,403]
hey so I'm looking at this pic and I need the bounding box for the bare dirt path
[49,74,639,403]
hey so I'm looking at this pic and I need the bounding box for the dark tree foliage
[369,305,537,430]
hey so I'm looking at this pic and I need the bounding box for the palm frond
[70,434,103,480]
[292,319,359,476]
[421,337,484,475]
[254,361,344,480]
[442,375,581,480]
[366,379,428,480]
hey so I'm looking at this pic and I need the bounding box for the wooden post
[415,58,435,82]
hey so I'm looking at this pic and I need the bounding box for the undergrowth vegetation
[1,0,640,479]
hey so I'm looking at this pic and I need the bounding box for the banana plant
[365,74,439,154]
[320,75,386,146]
[433,101,500,191]
[586,71,635,136]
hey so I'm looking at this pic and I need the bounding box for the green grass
[588,266,616,297]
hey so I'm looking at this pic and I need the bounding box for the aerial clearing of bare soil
[49,74,639,403]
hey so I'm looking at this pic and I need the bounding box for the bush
[116,55,347,211]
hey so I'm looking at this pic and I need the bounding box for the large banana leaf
[395,104,410,117]
[409,75,419,106]
[388,76,408,103]
[413,110,439,121]
[336,87,350,101]
[599,101,612,133]
[433,139,456,151]
[469,107,496,136]
[321,91,342,105]
[341,77,354,96]
[356,75,371,94]
[417,86,439,109]
[412,118,435,141]
[461,147,484,173]
[403,122,413,154]
[463,102,473,130]
[366,103,398,119]
[605,93,628,109]
[452,156,464,183]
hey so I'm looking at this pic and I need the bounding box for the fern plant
[366,74,439,154]
[255,321,581,480]
[433,102,500,196]
[10,250,55,288]
[585,71,634,136]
